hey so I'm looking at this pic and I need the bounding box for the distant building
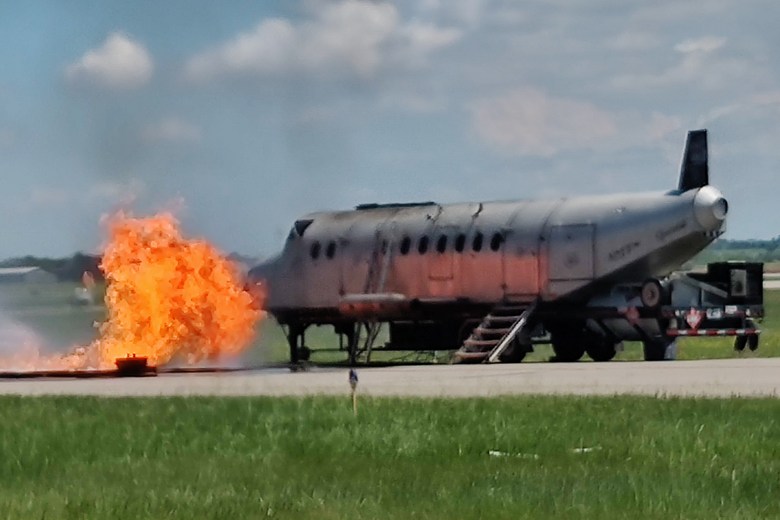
[0,267,57,284]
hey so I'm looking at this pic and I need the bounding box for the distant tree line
[0,252,261,283]
[709,237,780,251]
[0,253,104,282]
[693,237,780,265]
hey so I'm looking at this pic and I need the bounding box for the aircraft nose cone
[693,185,728,231]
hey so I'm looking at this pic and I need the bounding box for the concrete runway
[0,358,779,398]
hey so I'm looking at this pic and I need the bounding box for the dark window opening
[310,241,321,260]
[418,236,429,254]
[325,241,336,259]
[294,219,314,237]
[490,232,504,251]
[400,236,411,255]
[436,235,447,253]
[455,233,466,252]
[472,232,483,252]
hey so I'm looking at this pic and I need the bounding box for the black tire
[643,338,668,361]
[748,333,759,351]
[586,342,617,362]
[499,336,528,363]
[734,335,748,352]
[298,346,311,362]
[551,330,585,362]
[640,279,665,309]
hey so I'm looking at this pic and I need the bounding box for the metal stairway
[454,300,538,363]
[349,230,394,364]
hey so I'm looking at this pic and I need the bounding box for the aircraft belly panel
[548,224,595,281]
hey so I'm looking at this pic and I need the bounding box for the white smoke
[0,312,42,353]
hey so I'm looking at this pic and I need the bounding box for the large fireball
[92,212,264,368]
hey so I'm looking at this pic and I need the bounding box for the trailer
[579,261,764,360]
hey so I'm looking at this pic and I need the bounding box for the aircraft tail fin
[678,129,709,191]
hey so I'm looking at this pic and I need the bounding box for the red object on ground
[115,355,155,377]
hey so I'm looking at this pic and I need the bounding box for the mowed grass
[2,396,780,519]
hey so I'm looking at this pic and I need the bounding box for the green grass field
[1,281,778,364]
[2,395,780,519]
[0,285,778,518]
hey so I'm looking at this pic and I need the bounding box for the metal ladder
[350,230,394,363]
[454,300,538,363]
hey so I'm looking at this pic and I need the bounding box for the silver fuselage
[251,185,727,321]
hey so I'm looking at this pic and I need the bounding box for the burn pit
[0,212,266,378]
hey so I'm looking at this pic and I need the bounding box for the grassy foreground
[2,396,780,519]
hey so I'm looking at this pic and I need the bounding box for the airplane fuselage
[252,185,726,321]
[247,129,730,363]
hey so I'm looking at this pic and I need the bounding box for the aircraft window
[490,232,504,251]
[310,241,321,260]
[325,241,336,259]
[436,235,447,253]
[418,236,429,254]
[400,236,411,255]
[294,219,313,237]
[455,233,466,252]
[472,232,483,252]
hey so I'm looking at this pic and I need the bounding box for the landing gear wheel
[586,342,617,362]
[551,331,585,362]
[297,346,311,361]
[643,338,671,361]
[748,333,759,351]
[734,335,748,352]
[499,336,528,363]
[640,279,664,309]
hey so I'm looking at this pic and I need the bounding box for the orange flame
[92,212,264,368]
[0,211,265,371]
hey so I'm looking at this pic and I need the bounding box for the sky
[1,0,779,260]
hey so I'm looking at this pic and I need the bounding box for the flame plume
[92,212,264,368]
[0,212,265,371]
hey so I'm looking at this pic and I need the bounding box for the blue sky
[1,0,778,259]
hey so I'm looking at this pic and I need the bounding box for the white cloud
[697,90,780,129]
[471,87,685,157]
[87,179,146,204]
[641,112,683,142]
[185,0,461,81]
[610,35,740,91]
[29,187,71,208]
[418,0,487,27]
[674,36,726,54]
[141,117,201,143]
[749,90,780,107]
[29,179,147,209]
[607,31,662,51]
[65,32,153,89]
[471,87,618,156]
[397,21,461,65]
